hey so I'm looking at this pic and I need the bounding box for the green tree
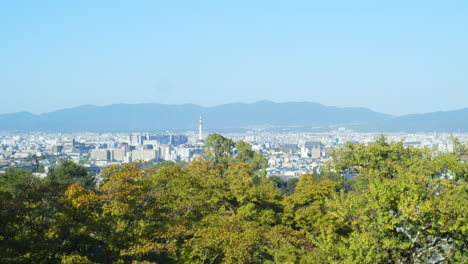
[315,137,468,263]
[46,160,93,188]
[0,168,38,197]
[282,173,340,237]
[0,171,64,263]
[234,140,254,162]
[269,176,299,195]
[203,134,234,165]
[269,175,286,189]
[203,135,268,177]
[235,140,268,177]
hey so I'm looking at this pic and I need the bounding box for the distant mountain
[0,101,465,132]
[359,108,468,132]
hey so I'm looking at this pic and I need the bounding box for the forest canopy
[0,135,466,263]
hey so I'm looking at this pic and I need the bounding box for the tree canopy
[0,135,466,263]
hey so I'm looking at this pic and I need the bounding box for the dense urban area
[1,127,466,180]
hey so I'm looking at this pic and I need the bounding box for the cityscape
[2,1,467,263]
[1,116,465,181]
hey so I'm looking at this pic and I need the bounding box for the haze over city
[2,0,468,115]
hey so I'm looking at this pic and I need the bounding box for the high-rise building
[170,135,188,145]
[91,149,111,161]
[110,149,126,162]
[131,149,159,161]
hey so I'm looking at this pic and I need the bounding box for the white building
[91,149,110,161]
[131,149,158,162]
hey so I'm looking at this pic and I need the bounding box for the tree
[203,134,234,165]
[45,160,93,188]
[234,140,268,177]
[0,168,38,197]
[269,176,299,195]
[315,137,468,263]
[234,140,254,162]
[0,169,63,263]
[203,135,268,177]
[282,173,339,237]
[269,175,286,190]
[284,178,299,196]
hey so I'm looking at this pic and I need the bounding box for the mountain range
[0,101,466,133]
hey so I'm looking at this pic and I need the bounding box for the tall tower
[198,116,203,141]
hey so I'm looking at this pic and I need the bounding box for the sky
[1,0,467,116]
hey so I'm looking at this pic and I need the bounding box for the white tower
[198,116,203,141]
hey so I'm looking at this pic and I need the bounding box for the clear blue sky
[1,0,467,116]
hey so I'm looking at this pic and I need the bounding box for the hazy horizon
[2,1,468,115]
[1,100,467,117]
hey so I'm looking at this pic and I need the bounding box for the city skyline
[2,1,468,115]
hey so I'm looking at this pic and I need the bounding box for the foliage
[318,136,468,263]
[1,134,466,263]
[45,160,94,188]
[0,168,38,197]
[269,176,299,195]
[203,133,268,177]
[203,133,234,165]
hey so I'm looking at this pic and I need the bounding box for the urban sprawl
[1,123,466,180]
